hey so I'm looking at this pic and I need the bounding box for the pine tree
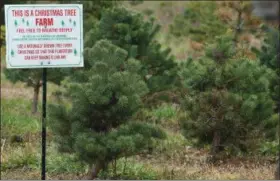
[179,35,277,159]
[82,6,178,93]
[49,40,166,179]
[219,1,264,60]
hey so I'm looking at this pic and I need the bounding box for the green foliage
[179,35,277,155]
[49,40,166,177]
[252,26,279,110]
[205,35,236,63]
[259,140,279,156]
[169,1,227,42]
[83,6,178,93]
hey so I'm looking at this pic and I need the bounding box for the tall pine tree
[49,40,166,179]
[82,6,178,93]
[179,35,277,160]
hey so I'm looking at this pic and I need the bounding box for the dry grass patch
[133,142,276,180]
[137,153,275,179]
[1,169,85,180]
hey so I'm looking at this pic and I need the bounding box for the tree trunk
[275,158,279,180]
[32,83,40,114]
[210,130,221,162]
[88,161,106,180]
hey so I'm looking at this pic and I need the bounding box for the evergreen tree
[179,35,277,159]
[49,40,166,179]
[82,6,178,93]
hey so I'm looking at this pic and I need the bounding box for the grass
[1,98,40,136]
[1,96,40,173]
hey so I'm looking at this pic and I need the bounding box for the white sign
[5,4,83,69]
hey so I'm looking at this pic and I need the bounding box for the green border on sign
[5,5,83,68]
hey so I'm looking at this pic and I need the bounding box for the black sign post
[41,68,47,180]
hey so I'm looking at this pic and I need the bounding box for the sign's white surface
[5,4,83,68]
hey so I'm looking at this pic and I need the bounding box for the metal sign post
[41,68,47,180]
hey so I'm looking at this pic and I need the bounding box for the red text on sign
[35,18,54,26]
